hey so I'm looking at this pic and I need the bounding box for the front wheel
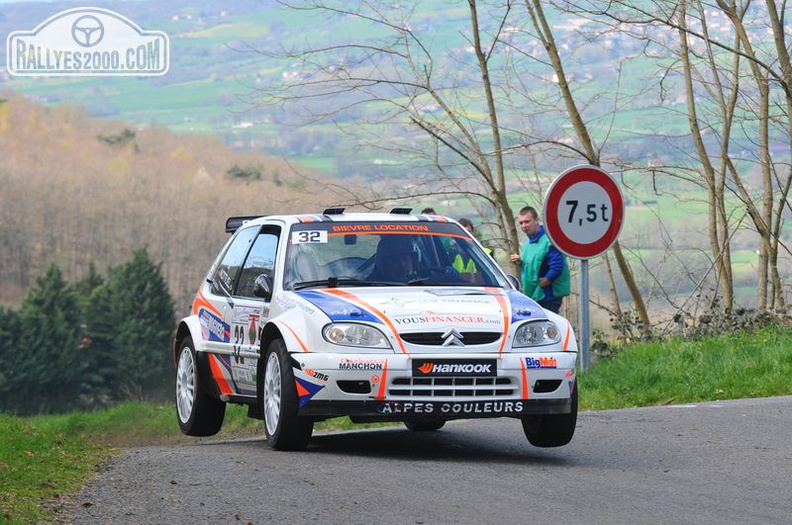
[521,383,578,447]
[175,337,225,436]
[262,339,313,451]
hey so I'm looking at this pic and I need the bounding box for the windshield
[284,221,508,290]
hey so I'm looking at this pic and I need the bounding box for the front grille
[389,376,515,398]
[400,331,501,346]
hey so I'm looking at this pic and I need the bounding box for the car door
[227,224,281,395]
[201,225,260,359]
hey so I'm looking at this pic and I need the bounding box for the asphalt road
[58,396,792,525]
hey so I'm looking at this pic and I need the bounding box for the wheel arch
[173,317,224,401]
[257,322,285,395]
[173,317,202,365]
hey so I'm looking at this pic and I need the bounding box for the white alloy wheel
[264,351,282,435]
[176,347,196,423]
[174,337,225,437]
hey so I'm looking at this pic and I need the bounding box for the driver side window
[211,226,258,296]
[237,228,280,298]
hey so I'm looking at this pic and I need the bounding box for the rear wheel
[404,420,446,432]
[262,339,313,450]
[175,337,225,436]
[521,383,578,447]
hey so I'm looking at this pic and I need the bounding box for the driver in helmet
[370,235,419,281]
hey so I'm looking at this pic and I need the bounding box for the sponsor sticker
[525,356,558,369]
[7,7,169,76]
[377,400,525,415]
[198,308,230,343]
[304,369,329,382]
[339,358,384,371]
[393,314,500,325]
[412,359,496,377]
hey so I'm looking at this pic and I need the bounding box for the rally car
[173,208,578,450]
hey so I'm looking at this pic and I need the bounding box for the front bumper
[291,351,577,420]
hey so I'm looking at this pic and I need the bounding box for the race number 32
[292,230,328,244]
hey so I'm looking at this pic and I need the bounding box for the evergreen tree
[82,282,116,401]
[86,248,175,400]
[74,261,104,318]
[14,265,84,414]
[0,306,21,412]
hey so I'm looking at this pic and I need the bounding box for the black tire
[521,383,578,447]
[261,339,314,451]
[175,337,225,436]
[404,420,446,432]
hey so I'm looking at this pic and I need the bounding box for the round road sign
[542,165,624,259]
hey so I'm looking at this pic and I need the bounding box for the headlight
[322,323,392,349]
[513,321,561,348]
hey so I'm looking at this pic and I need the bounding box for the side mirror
[253,274,273,300]
[506,274,521,292]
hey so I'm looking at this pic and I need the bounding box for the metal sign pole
[542,165,624,373]
[580,259,590,371]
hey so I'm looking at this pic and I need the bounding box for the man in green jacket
[509,206,570,314]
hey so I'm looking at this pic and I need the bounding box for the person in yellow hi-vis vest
[452,250,477,274]
[454,218,491,283]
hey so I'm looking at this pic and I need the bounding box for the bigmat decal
[525,356,558,369]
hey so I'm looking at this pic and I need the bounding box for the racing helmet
[375,235,419,276]
[376,234,418,257]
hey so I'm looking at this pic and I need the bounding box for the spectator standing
[509,206,570,313]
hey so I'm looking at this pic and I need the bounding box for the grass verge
[579,324,792,409]
[0,415,113,524]
[2,324,790,523]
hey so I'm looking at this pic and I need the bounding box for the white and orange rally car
[173,209,578,450]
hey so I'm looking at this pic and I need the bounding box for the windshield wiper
[406,277,455,286]
[292,276,398,290]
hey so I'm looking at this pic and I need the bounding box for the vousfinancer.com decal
[7,7,169,76]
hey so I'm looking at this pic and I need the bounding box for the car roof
[225,208,458,233]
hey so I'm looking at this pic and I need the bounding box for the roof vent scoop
[390,207,412,215]
[323,207,345,215]
[225,215,263,233]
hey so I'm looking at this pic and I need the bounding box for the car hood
[294,286,546,335]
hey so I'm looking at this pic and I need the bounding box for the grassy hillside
[2,324,790,523]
